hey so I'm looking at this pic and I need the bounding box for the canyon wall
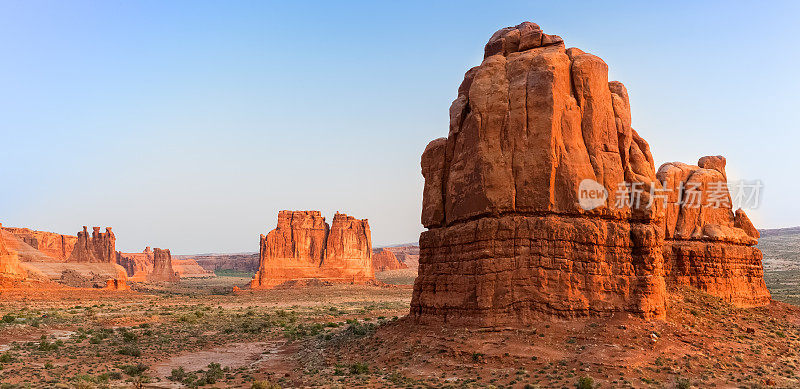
[0,223,26,278]
[175,253,259,273]
[411,22,770,326]
[2,227,77,261]
[250,211,374,289]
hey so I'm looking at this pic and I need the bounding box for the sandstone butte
[147,248,180,282]
[250,211,374,289]
[119,247,201,281]
[65,226,129,287]
[411,22,769,326]
[0,223,26,279]
[2,227,77,261]
[372,248,408,272]
[68,226,117,263]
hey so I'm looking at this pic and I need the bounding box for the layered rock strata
[411,22,667,326]
[250,211,374,289]
[0,223,26,278]
[411,22,769,326]
[171,258,215,278]
[2,227,77,261]
[658,156,770,307]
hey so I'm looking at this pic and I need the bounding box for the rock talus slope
[411,22,769,326]
[251,211,374,289]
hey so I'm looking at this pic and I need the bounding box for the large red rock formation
[411,22,770,326]
[0,223,26,278]
[67,227,116,263]
[372,248,408,272]
[250,211,374,289]
[117,247,154,281]
[147,248,179,282]
[2,227,77,261]
[412,22,667,326]
[658,157,770,307]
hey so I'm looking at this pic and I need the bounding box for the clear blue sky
[1,1,798,253]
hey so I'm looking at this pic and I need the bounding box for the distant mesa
[372,248,408,272]
[171,257,215,278]
[175,253,259,274]
[250,210,374,289]
[412,22,769,326]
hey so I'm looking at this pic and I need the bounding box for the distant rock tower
[147,248,179,283]
[67,226,116,263]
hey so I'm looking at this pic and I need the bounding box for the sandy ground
[0,279,797,388]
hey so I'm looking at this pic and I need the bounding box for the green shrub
[251,380,281,389]
[349,362,369,375]
[122,331,138,343]
[120,363,149,376]
[0,353,16,363]
[118,345,142,357]
[576,376,594,389]
[169,366,186,381]
[202,362,225,384]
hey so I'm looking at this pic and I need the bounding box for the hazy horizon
[2,1,799,253]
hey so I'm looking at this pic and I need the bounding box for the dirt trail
[152,341,286,378]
